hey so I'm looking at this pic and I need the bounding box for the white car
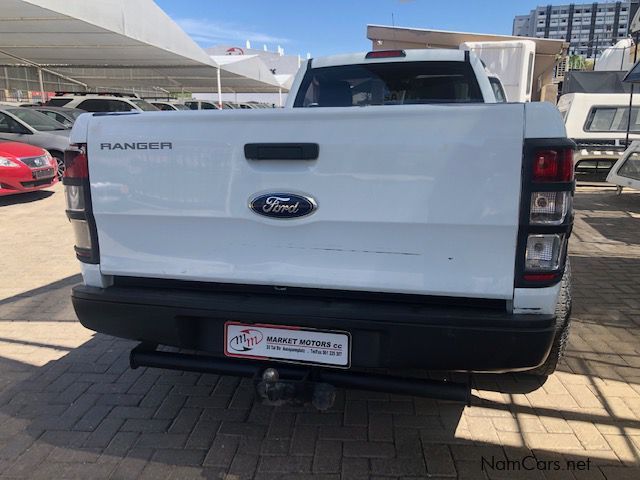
[46,93,158,113]
[183,100,219,110]
[607,140,640,192]
[150,101,188,111]
[65,49,574,407]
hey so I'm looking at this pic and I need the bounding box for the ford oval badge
[249,192,317,219]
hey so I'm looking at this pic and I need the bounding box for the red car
[0,141,57,196]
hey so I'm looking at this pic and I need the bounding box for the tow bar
[130,343,471,410]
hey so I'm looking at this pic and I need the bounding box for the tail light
[529,191,571,225]
[516,141,575,287]
[532,149,574,182]
[525,234,564,271]
[63,144,99,263]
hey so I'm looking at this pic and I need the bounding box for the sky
[155,0,551,57]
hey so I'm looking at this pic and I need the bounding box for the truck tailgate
[87,104,525,299]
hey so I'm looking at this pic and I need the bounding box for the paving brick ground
[0,183,639,479]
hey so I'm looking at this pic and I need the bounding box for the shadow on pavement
[583,216,640,246]
[573,190,640,214]
[0,190,55,207]
[0,274,81,308]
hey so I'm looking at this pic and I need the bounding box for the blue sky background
[155,0,552,57]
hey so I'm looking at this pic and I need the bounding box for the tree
[568,55,585,70]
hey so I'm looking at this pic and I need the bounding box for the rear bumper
[72,283,557,372]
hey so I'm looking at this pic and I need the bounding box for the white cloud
[176,18,290,46]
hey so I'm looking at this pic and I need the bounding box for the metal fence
[1,65,169,104]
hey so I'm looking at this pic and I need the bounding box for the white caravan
[460,40,536,102]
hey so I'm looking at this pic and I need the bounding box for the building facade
[513,2,639,58]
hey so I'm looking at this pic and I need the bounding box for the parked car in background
[236,102,260,109]
[0,141,57,196]
[46,93,158,113]
[184,100,220,110]
[558,92,640,183]
[150,101,188,111]
[27,106,86,127]
[0,107,70,180]
[607,140,640,192]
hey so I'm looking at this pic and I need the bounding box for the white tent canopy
[275,74,295,91]
[595,38,636,72]
[0,0,285,96]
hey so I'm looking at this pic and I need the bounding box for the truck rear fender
[513,102,574,315]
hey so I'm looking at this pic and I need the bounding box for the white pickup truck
[65,49,575,405]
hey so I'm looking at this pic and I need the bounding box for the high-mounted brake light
[532,148,573,183]
[365,50,407,59]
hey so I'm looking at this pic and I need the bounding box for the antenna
[392,12,395,28]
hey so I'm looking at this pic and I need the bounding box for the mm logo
[100,142,172,150]
[228,328,264,352]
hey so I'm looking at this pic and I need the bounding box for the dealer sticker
[224,323,350,367]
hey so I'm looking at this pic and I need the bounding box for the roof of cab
[311,49,466,69]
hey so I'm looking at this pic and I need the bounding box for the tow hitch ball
[256,368,336,411]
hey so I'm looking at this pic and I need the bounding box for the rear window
[293,61,484,107]
[618,152,640,181]
[130,99,158,111]
[152,102,174,111]
[76,99,133,112]
[46,98,72,107]
[585,106,640,133]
